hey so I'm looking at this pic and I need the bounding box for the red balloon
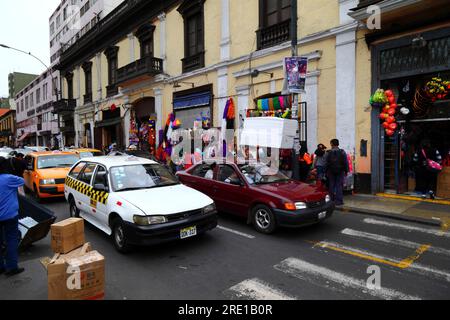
[389,123,398,130]
[379,113,388,120]
[388,96,396,104]
[387,108,396,116]
[383,122,390,129]
[386,129,395,136]
[387,116,395,124]
[390,103,398,109]
[384,105,391,112]
[385,90,394,97]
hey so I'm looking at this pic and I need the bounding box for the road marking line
[313,241,428,269]
[227,278,296,300]
[274,257,421,300]
[341,228,450,257]
[312,241,450,282]
[363,218,450,238]
[217,225,255,239]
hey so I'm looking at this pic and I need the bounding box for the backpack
[327,149,346,175]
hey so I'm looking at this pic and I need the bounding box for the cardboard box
[51,218,85,254]
[45,245,105,300]
[437,167,450,199]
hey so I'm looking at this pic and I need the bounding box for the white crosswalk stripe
[341,228,450,257]
[314,241,450,283]
[274,257,421,300]
[363,218,450,238]
[226,278,297,300]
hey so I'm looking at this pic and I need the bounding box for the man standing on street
[324,139,349,206]
[0,157,25,276]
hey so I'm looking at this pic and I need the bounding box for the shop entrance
[381,73,450,199]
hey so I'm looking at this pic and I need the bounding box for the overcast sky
[0,0,60,97]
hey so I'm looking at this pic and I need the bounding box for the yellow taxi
[70,148,104,158]
[23,151,80,201]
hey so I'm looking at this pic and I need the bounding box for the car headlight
[325,195,331,203]
[295,202,307,210]
[202,203,216,214]
[133,215,168,226]
[40,179,56,185]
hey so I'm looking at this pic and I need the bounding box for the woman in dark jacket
[413,139,442,199]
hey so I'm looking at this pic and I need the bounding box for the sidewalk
[342,194,450,229]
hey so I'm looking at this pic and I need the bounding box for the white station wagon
[64,156,217,253]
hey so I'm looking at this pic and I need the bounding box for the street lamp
[0,43,59,98]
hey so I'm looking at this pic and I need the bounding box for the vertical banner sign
[284,57,308,94]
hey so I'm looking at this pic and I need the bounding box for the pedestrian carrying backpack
[328,149,346,175]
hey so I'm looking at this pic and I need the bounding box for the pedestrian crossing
[224,216,450,300]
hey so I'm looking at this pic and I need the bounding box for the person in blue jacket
[0,157,25,276]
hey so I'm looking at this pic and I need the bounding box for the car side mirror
[94,184,108,192]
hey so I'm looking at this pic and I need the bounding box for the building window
[257,0,292,50]
[36,88,41,105]
[82,62,93,104]
[104,46,119,97]
[21,100,24,112]
[30,93,34,107]
[178,0,205,73]
[25,96,29,110]
[65,72,74,100]
[63,7,68,20]
[56,14,61,29]
[43,83,48,101]
[135,24,155,58]
[50,22,55,36]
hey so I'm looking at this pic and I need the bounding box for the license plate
[318,211,327,220]
[180,226,197,239]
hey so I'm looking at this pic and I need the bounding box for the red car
[177,162,334,234]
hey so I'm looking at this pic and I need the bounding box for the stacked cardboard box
[42,218,105,300]
[437,167,450,199]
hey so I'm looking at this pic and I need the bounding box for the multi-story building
[57,0,450,196]
[13,0,125,148]
[0,98,9,109]
[50,0,125,146]
[15,71,59,147]
[0,109,16,147]
[8,72,39,110]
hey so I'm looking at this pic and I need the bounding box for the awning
[17,132,29,142]
[173,92,211,110]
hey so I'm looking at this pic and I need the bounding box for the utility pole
[290,0,300,181]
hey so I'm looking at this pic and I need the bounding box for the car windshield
[37,155,79,169]
[238,164,290,185]
[110,164,179,192]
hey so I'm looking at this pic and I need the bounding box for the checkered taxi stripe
[65,176,109,204]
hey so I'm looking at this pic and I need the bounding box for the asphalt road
[1,196,449,300]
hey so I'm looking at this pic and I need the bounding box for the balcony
[53,99,76,115]
[117,56,163,86]
[350,0,450,37]
[60,125,75,134]
[257,20,291,50]
[182,52,205,73]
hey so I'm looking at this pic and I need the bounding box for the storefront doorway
[379,72,450,199]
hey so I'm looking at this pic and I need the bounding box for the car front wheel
[69,197,80,218]
[252,204,277,234]
[112,218,132,254]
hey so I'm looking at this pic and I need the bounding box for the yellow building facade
[59,0,373,189]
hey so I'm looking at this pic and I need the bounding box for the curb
[340,206,442,227]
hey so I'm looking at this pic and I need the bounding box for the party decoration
[371,88,400,137]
